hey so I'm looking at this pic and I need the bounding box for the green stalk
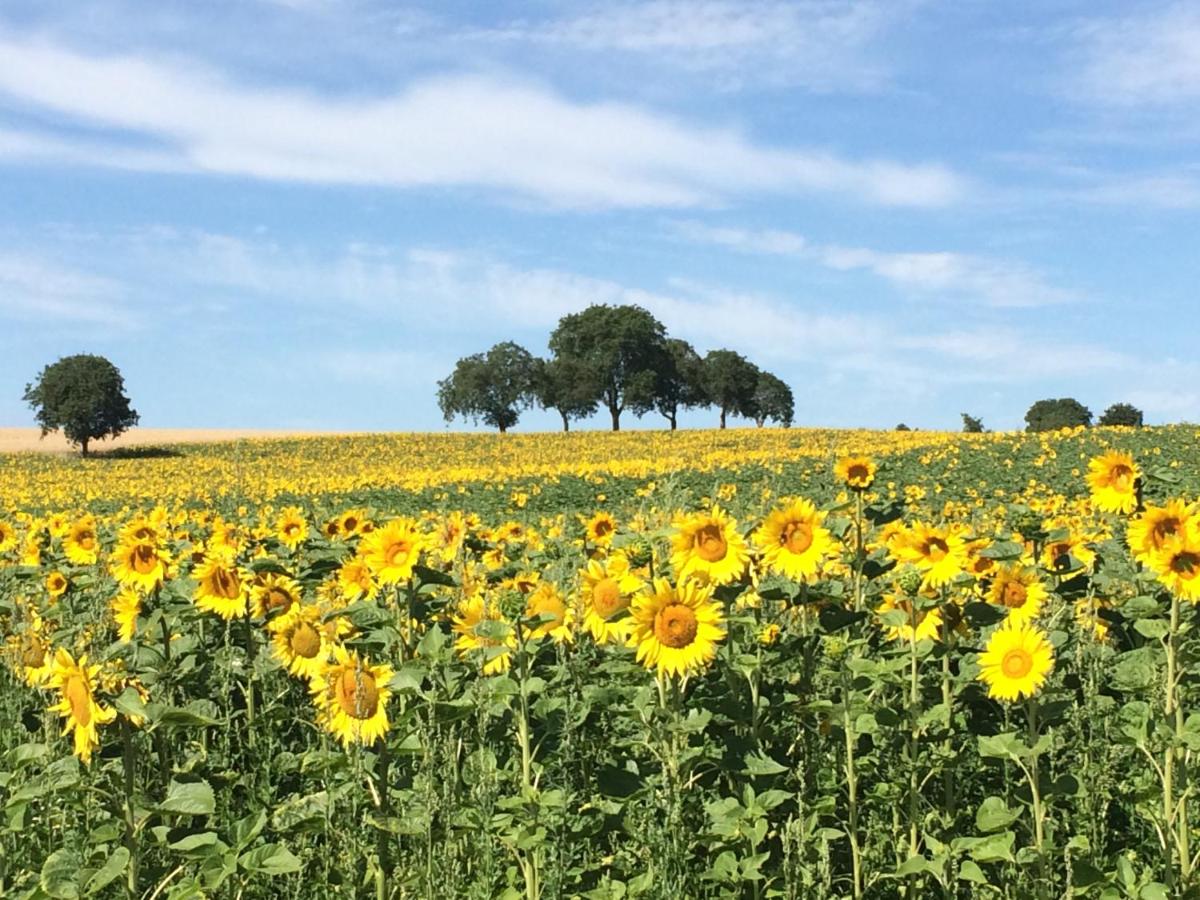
[121,717,138,898]
[375,738,391,900]
[852,492,865,613]
[841,665,863,900]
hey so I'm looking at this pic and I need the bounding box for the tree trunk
[80,437,89,457]
[610,406,621,432]
[560,411,570,432]
[498,423,507,434]
[755,418,765,428]
[669,413,677,431]
[719,408,727,429]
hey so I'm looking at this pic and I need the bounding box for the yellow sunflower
[834,456,877,491]
[753,498,833,581]
[250,572,303,620]
[192,551,248,620]
[45,570,69,599]
[451,594,515,675]
[987,566,1047,626]
[1086,450,1140,515]
[1149,530,1200,602]
[110,590,141,643]
[110,539,169,593]
[524,582,574,644]
[1075,597,1111,643]
[360,518,424,585]
[579,555,645,645]
[584,511,618,548]
[270,605,340,680]
[275,507,309,550]
[888,522,968,588]
[15,617,54,687]
[976,622,1054,702]
[63,516,100,565]
[118,513,166,545]
[629,578,726,679]
[1042,529,1096,573]
[46,513,70,539]
[337,556,379,603]
[1128,500,1193,565]
[0,520,16,553]
[432,510,467,564]
[308,647,393,747]
[48,649,116,764]
[877,591,943,643]
[670,506,750,585]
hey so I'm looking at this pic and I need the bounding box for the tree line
[436,304,795,433]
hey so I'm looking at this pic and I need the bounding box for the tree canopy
[961,413,984,433]
[531,356,598,432]
[751,371,794,428]
[23,354,139,457]
[653,338,707,431]
[1098,402,1144,427]
[1024,398,1092,432]
[436,341,537,433]
[703,349,760,429]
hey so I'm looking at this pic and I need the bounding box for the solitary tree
[437,341,537,433]
[961,413,984,433]
[548,304,668,431]
[751,371,794,428]
[1098,402,1144,427]
[532,357,598,432]
[703,349,760,429]
[653,338,708,431]
[23,354,139,457]
[1024,398,1092,432]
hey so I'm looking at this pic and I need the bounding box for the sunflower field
[3,425,1200,899]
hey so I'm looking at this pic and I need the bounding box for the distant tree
[751,371,794,428]
[23,354,139,457]
[703,350,760,429]
[895,423,912,431]
[437,341,536,433]
[1024,398,1092,432]
[548,304,668,431]
[961,413,984,433]
[532,357,598,432]
[1098,402,1144,427]
[654,338,708,431]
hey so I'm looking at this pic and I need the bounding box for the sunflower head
[753,498,833,582]
[670,506,749,585]
[834,456,877,491]
[1085,450,1141,515]
[630,578,726,679]
[1129,500,1193,564]
[987,565,1047,626]
[275,507,309,550]
[977,622,1054,702]
[584,511,618,547]
[309,647,393,747]
[361,518,424,585]
[523,582,574,644]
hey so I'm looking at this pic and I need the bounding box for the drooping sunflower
[670,506,750,585]
[876,591,943,643]
[308,646,393,747]
[192,551,248,620]
[110,539,169,593]
[250,572,303,620]
[452,594,514,675]
[64,515,100,565]
[110,590,141,643]
[965,539,997,580]
[271,604,338,680]
[834,456,877,491]
[45,570,69,600]
[337,556,379,603]
[1086,450,1140,515]
[1149,529,1200,603]
[275,507,309,550]
[48,648,116,764]
[584,511,618,548]
[976,622,1054,702]
[987,565,1047,626]
[629,578,726,679]
[15,616,54,687]
[752,498,833,582]
[524,582,574,644]
[360,518,424,585]
[888,522,968,588]
[1128,500,1193,565]
[579,554,645,645]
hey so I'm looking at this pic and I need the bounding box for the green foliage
[653,338,708,430]
[751,371,794,428]
[1025,397,1093,431]
[702,349,759,429]
[23,354,139,456]
[531,356,598,432]
[961,412,984,433]
[436,341,537,433]
[896,423,911,431]
[1099,402,1145,427]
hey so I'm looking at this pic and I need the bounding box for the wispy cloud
[0,255,135,329]
[672,222,1078,307]
[0,34,963,209]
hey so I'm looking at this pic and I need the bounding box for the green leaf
[968,831,1015,863]
[239,843,302,876]
[1134,619,1169,640]
[1140,884,1169,900]
[975,797,1020,833]
[743,752,788,776]
[40,848,80,899]
[958,861,986,884]
[977,733,1028,761]
[159,779,216,816]
[85,847,130,894]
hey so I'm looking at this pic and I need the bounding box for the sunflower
[360,518,424,585]
[584,511,618,548]
[337,508,371,537]
[271,605,337,680]
[965,539,997,579]
[888,522,968,588]
[110,539,168,593]
[1086,450,1140,515]
[524,582,574,644]
[48,649,116,764]
[250,572,303,620]
[670,506,750,585]
[451,594,515,675]
[1149,530,1200,602]
[1075,597,1111,643]
[337,557,379,603]
[976,622,1054,702]
[20,535,41,567]
[1042,529,1096,574]
[579,555,646,645]
[987,566,1047,626]
[629,578,726,679]
[45,570,69,599]
[308,646,393,747]
[753,498,833,582]
[64,516,100,565]
[834,456,877,491]
[275,507,309,550]
[1128,500,1193,565]
[46,513,70,539]
[118,513,165,545]
[432,510,467,564]
[15,617,54,687]
[192,551,248,620]
[0,520,16,553]
[877,591,943,643]
[111,590,141,643]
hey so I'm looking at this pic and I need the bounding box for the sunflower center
[1110,465,1133,491]
[132,544,158,574]
[78,532,96,550]
[593,519,614,537]
[386,543,410,567]
[528,595,566,628]
[1172,551,1200,580]
[65,674,93,727]
[336,668,379,720]
[133,526,154,541]
[22,637,45,669]
[289,622,322,658]
[695,524,728,563]
[848,464,869,483]
[592,578,626,619]
[923,537,949,563]
[48,575,65,592]
[655,603,699,649]
[266,588,293,612]
[1048,543,1070,568]
[782,521,813,554]
[1154,518,1181,544]
[1000,581,1028,609]
[1000,648,1034,680]
[211,567,241,599]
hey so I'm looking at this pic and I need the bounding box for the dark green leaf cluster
[1024,397,1092,432]
[22,353,139,456]
[1098,402,1144,427]
[436,342,537,433]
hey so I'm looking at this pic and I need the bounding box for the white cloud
[0,255,135,329]
[1072,4,1200,106]
[674,221,1077,307]
[0,34,963,209]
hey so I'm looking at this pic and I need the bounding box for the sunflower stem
[120,716,138,899]
[852,492,865,613]
[1026,696,1047,891]
[841,664,863,900]
[375,738,391,900]
[906,602,921,898]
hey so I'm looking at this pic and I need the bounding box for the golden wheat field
[2,425,1200,899]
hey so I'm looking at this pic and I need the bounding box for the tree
[751,371,794,428]
[1099,402,1144,427]
[653,338,708,431]
[23,354,139,457]
[895,423,912,431]
[437,341,536,434]
[1024,397,1092,432]
[961,413,984,433]
[548,304,668,431]
[703,349,760,429]
[531,357,598,432]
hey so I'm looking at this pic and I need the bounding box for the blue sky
[1,0,1198,432]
